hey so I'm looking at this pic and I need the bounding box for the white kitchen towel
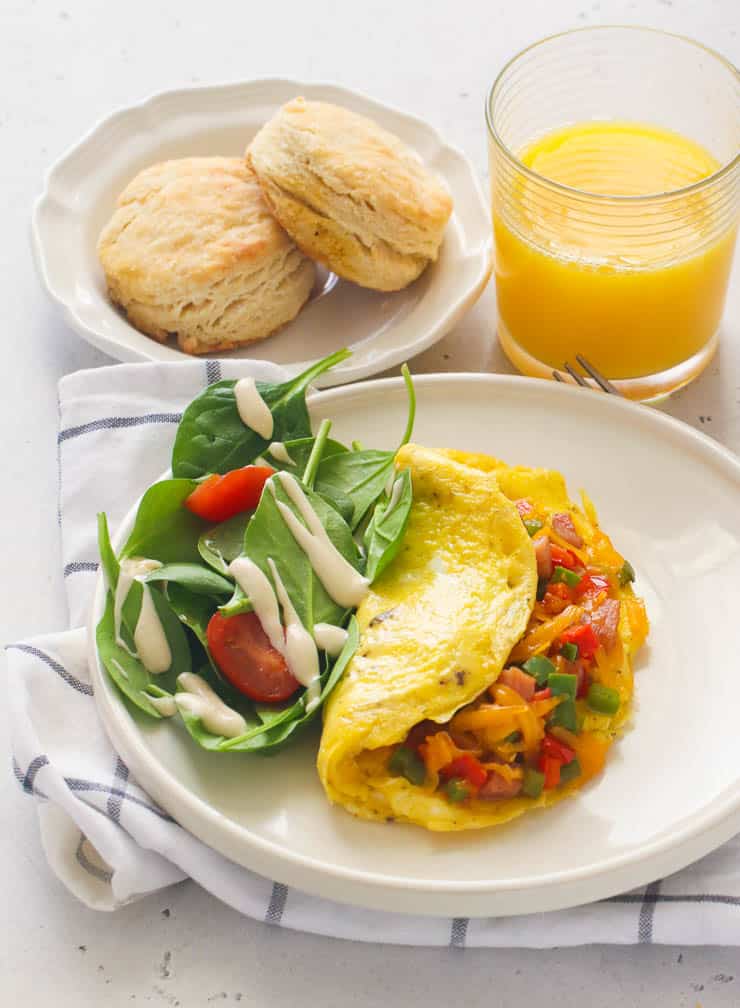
[6,359,740,945]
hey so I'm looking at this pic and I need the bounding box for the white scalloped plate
[88,374,740,916]
[31,79,491,385]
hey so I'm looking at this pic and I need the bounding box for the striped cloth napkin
[6,359,740,945]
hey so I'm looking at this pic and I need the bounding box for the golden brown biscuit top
[249,98,453,232]
[98,157,294,285]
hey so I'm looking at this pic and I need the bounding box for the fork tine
[552,369,566,382]
[575,355,621,396]
[563,362,590,387]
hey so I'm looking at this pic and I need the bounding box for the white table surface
[2,0,739,1003]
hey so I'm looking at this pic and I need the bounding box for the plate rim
[87,372,740,915]
[31,77,492,385]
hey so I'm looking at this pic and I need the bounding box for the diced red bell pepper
[440,753,488,789]
[550,544,580,571]
[539,754,561,790]
[542,581,575,614]
[576,573,611,598]
[533,687,552,701]
[559,622,600,660]
[542,734,576,765]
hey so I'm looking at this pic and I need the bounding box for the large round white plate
[88,375,740,916]
[32,79,491,386]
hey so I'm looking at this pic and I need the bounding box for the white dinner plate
[32,79,491,386]
[88,374,740,916]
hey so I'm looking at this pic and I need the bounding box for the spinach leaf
[122,479,203,564]
[315,448,396,530]
[96,595,164,717]
[221,475,361,626]
[198,512,252,575]
[363,468,413,583]
[264,435,355,522]
[143,562,233,597]
[96,513,194,714]
[171,349,351,479]
[95,583,191,715]
[265,436,348,476]
[97,513,119,590]
[309,364,417,530]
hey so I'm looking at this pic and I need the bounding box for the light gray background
[2,0,739,1003]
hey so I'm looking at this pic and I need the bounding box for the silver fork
[552,355,621,395]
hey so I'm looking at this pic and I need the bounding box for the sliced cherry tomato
[559,622,600,660]
[542,734,576,765]
[185,465,275,523]
[206,611,299,703]
[539,754,561,790]
[440,753,487,788]
[576,573,611,598]
[550,544,580,571]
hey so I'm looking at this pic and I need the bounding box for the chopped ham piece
[551,512,584,549]
[533,535,553,579]
[590,598,621,651]
[566,658,587,697]
[515,499,533,517]
[478,773,523,799]
[499,666,536,702]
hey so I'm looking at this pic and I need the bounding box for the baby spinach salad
[96,351,416,754]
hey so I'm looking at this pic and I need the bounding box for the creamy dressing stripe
[313,623,349,657]
[112,558,171,674]
[267,441,295,465]
[175,673,247,738]
[234,377,274,440]
[267,559,321,710]
[270,472,370,608]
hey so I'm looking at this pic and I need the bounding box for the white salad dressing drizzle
[229,557,285,654]
[267,559,321,711]
[175,673,247,738]
[112,558,170,673]
[385,475,404,514]
[313,623,348,657]
[148,694,177,717]
[269,472,370,608]
[229,555,323,711]
[234,377,274,440]
[133,583,172,674]
[267,441,295,465]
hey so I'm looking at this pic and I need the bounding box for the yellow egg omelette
[317,444,649,831]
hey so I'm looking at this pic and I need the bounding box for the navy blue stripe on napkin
[6,644,94,696]
[58,413,182,444]
[63,561,99,578]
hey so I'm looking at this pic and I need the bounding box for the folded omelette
[317,444,648,831]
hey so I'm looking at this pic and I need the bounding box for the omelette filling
[387,498,649,805]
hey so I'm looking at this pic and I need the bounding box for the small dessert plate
[32,79,492,386]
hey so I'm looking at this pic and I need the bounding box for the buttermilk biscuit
[247,98,453,292]
[97,157,315,354]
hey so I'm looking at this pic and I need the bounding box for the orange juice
[493,121,737,384]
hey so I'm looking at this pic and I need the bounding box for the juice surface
[493,121,736,382]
